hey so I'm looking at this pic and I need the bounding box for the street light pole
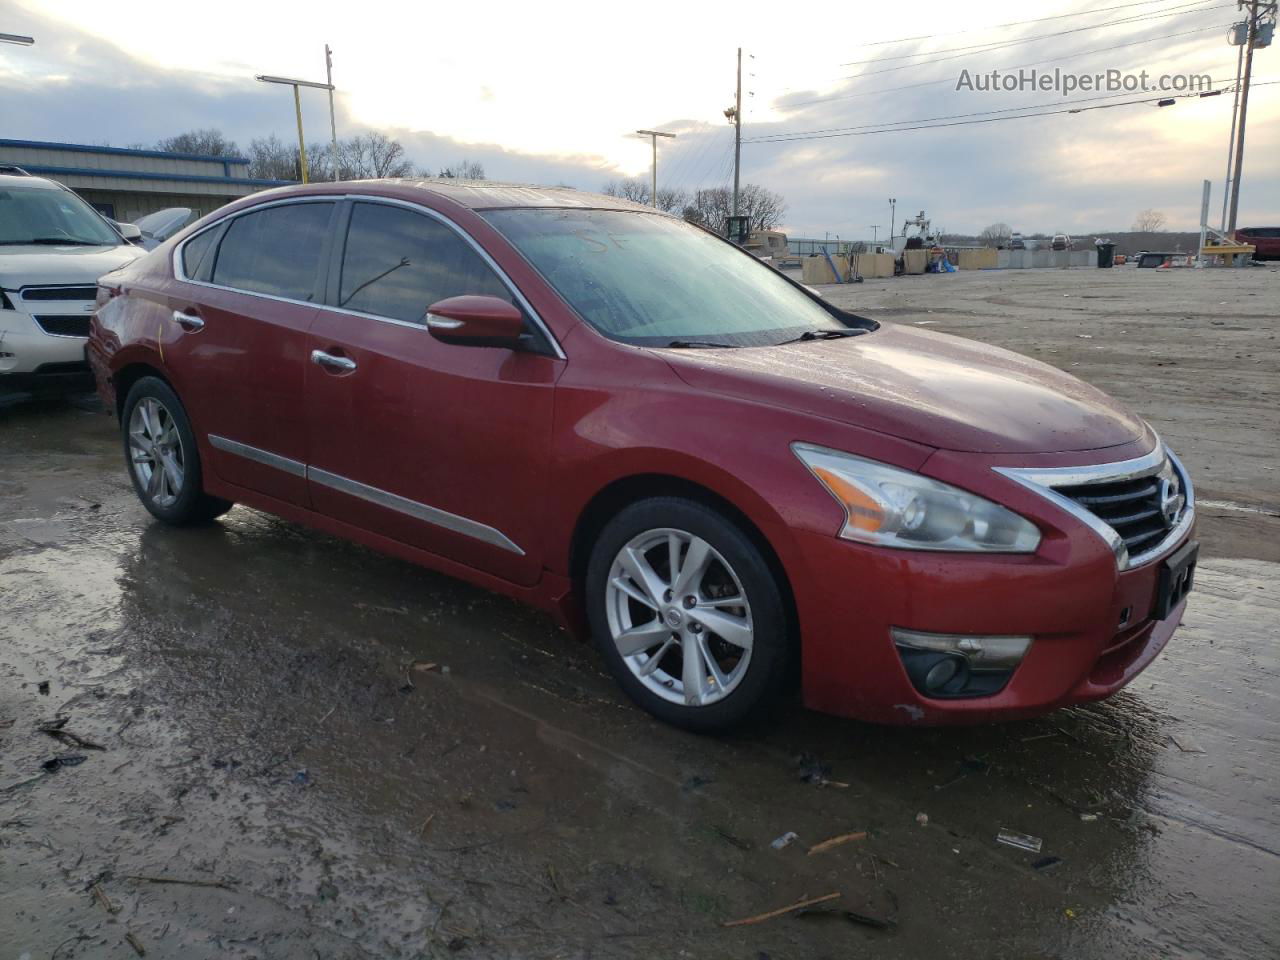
[889,198,896,239]
[256,73,335,185]
[0,32,35,45]
[636,129,676,207]
[325,45,339,182]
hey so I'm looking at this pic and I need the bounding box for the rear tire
[586,497,790,732]
[121,377,233,525]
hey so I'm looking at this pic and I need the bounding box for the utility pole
[1220,25,1247,230]
[737,47,747,217]
[636,130,676,207]
[869,225,880,244]
[325,45,339,182]
[889,198,896,239]
[1227,0,1269,233]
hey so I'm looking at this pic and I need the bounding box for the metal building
[0,138,292,222]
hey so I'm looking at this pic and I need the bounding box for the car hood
[0,244,142,290]
[659,322,1146,454]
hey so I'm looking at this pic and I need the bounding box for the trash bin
[1096,242,1116,268]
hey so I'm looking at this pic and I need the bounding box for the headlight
[792,443,1041,553]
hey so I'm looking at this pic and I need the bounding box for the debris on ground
[915,812,929,826]
[37,681,50,695]
[124,931,146,956]
[770,831,799,850]
[38,718,106,751]
[807,831,868,855]
[1079,813,1099,823]
[714,826,753,850]
[1032,856,1064,871]
[90,882,118,914]
[996,829,1043,853]
[722,892,841,927]
[934,756,989,789]
[41,754,87,773]
[1171,733,1207,753]
[795,906,896,931]
[794,753,850,788]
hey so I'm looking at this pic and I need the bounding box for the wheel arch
[113,362,173,422]
[567,472,800,644]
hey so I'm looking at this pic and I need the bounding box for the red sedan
[88,181,1197,730]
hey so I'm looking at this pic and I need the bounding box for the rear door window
[336,202,510,324]
[212,202,335,301]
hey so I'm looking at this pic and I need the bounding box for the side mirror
[116,222,143,243]
[425,295,525,348]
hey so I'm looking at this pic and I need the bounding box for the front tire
[121,377,232,525]
[586,497,790,732]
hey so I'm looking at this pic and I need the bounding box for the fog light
[924,657,960,690]
[893,628,1033,699]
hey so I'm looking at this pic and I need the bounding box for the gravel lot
[2,265,1277,959]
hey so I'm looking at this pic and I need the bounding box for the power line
[783,22,1229,108]
[845,0,1219,49]
[746,75,1241,141]
[745,87,1230,145]
[839,0,1228,68]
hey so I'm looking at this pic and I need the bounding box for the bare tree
[602,177,651,205]
[683,184,786,235]
[1132,208,1168,232]
[979,222,1012,247]
[247,135,297,180]
[438,159,486,179]
[602,177,689,214]
[155,129,240,157]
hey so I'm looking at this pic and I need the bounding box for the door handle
[173,310,204,332]
[311,349,357,373]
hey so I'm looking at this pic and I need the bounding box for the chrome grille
[995,443,1194,569]
[1055,474,1172,555]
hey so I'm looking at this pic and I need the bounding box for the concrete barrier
[802,255,847,284]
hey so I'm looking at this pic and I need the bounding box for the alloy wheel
[605,527,754,707]
[128,397,185,508]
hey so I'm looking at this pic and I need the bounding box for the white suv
[1,170,142,391]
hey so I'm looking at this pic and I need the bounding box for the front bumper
[788,486,1195,726]
[1,307,91,378]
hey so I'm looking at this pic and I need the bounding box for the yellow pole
[293,84,309,183]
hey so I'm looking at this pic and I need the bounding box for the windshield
[0,184,122,247]
[483,208,867,347]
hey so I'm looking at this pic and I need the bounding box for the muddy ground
[2,265,1277,959]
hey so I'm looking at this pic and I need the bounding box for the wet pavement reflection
[2,394,1277,959]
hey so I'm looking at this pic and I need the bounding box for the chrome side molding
[208,434,306,477]
[207,434,524,556]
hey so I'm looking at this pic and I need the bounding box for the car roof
[0,173,60,190]
[246,177,659,214]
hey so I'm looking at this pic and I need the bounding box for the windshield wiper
[778,328,863,345]
[2,237,111,246]
[665,339,739,349]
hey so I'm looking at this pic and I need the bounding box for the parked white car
[0,169,142,390]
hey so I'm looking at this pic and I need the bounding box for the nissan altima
[88,180,1196,731]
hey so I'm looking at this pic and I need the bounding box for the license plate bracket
[1153,539,1198,621]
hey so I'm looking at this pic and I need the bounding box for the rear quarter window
[181,228,219,282]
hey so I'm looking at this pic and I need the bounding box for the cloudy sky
[1,0,1276,238]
